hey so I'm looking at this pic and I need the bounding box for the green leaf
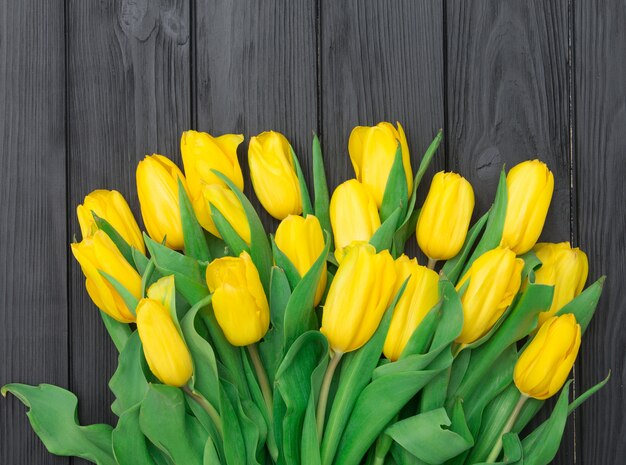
[519,250,542,282]
[312,134,332,250]
[133,247,151,275]
[568,371,610,413]
[99,310,131,353]
[386,402,473,464]
[1,384,116,465]
[370,207,402,252]
[178,178,211,262]
[441,211,489,285]
[391,209,419,258]
[100,270,139,316]
[283,233,331,350]
[112,405,156,465]
[212,170,273,294]
[398,301,441,358]
[271,235,302,291]
[556,276,605,332]
[380,144,409,223]
[291,145,314,216]
[211,203,250,256]
[275,331,329,465]
[139,384,206,465]
[144,234,209,304]
[473,433,524,465]
[220,380,252,465]
[204,437,221,465]
[92,212,136,266]
[109,331,149,416]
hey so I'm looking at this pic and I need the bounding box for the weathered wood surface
[1,1,624,463]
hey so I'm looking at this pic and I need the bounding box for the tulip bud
[383,255,439,361]
[416,172,475,261]
[136,155,189,249]
[275,215,328,306]
[514,314,581,400]
[533,242,589,325]
[329,179,381,252]
[136,297,193,387]
[456,246,524,344]
[248,131,302,220]
[501,160,554,254]
[206,251,270,346]
[321,243,396,353]
[76,189,145,254]
[201,184,251,244]
[71,230,142,323]
[348,122,412,207]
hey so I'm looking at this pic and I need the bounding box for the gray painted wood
[575,1,626,464]
[0,0,69,464]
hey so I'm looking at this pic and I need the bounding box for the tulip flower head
[136,154,189,249]
[456,246,524,344]
[202,184,251,244]
[348,122,412,207]
[71,230,142,323]
[206,251,270,346]
[321,243,396,353]
[501,160,554,254]
[248,131,302,220]
[416,171,475,261]
[275,214,328,305]
[383,255,439,361]
[330,179,381,253]
[514,314,581,400]
[533,242,589,325]
[181,130,244,235]
[136,297,193,387]
[77,189,145,254]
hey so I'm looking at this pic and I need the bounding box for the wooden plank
[445,1,575,463]
[575,1,626,463]
[194,0,318,231]
[320,0,445,259]
[0,0,69,463]
[66,0,191,443]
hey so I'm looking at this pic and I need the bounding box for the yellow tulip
[533,242,589,325]
[146,275,176,308]
[456,246,524,344]
[136,154,189,249]
[76,189,145,254]
[71,230,142,323]
[206,251,269,346]
[383,255,439,361]
[248,131,302,219]
[329,179,381,252]
[348,122,412,207]
[275,215,328,306]
[416,172,475,261]
[136,298,193,387]
[321,243,396,353]
[514,314,581,400]
[201,184,251,244]
[501,160,554,254]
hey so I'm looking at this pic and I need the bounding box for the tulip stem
[316,350,344,441]
[247,343,278,462]
[486,393,528,463]
[427,257,438,270]
[183,385,223,439]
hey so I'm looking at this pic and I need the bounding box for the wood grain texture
[0,0,69,463]
[194,0,318,232]
[320,0,445,259]
[445,2,576,463]
[575,1,626,464]
[66,0,190,457]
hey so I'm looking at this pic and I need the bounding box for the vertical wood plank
[67,0,190,451]
[445,1,575,463]
[575,2,626,463]
[194,0,318,231]
[0,0,69,463]
[320,0,445,259]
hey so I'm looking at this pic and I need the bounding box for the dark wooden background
[1,1,624,463]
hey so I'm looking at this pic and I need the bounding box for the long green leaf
[92,212,136,266]
[291,145,314,216]
[380,144,408,223]
[109,331,149,417]
[370,207,402,252]
[211,202,250,256]
[178,179,211,262]
[441,211,489,285]
[112,405,156,465]
[312,134,332,250]
[99,310,131,353]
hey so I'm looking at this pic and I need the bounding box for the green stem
[317,350,344,441]
[486,393,528,463]
[183,385,223,439]
[427,257,438,270]
[247,343,278,462]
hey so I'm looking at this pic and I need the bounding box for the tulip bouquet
[3,125,609,465]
